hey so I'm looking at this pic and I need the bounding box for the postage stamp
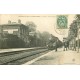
[57,15,68,29]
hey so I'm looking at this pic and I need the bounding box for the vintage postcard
[0,14,79,65]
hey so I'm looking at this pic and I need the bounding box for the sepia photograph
[0,14,79,65]
[1,0,80,80]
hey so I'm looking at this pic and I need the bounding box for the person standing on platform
[54,39,58,52]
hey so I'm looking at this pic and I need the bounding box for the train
[47,38,63,50]
[47,41,55,50]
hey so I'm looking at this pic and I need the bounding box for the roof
[0,23,28,29]
[0,23,25,26]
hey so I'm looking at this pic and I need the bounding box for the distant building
[0,20,29,44]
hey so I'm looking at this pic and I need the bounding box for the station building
[0,20,29,44]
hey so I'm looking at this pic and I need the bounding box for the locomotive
[47,37,63,50]
[47,42,55,50]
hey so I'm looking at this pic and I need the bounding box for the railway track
[0,47,46,57]
[0,48,49,65]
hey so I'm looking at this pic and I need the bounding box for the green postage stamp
[57,15,68,29]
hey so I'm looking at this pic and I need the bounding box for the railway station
[0,14,80,65]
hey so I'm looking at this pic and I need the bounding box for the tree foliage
[26,21,36,32]
[67,16,78,41]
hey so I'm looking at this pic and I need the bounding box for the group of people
[53,40,69,52]
[63,41,69,51]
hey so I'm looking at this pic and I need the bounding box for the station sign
[29,32,35,36]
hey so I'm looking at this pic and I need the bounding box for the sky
[0,14,75,41]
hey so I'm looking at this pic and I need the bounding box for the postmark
[54,15,68,35]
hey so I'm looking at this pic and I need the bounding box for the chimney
[8,20,11,24]
[18,19,21,24]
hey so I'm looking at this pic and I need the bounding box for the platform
[24,48,80,65]
[0,47,41,53]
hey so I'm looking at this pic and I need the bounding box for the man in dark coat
[53,40,58,52]
[63,41,69,51]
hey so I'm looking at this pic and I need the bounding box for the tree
[76,14,80,20]
[69,20,78,37]
[26,21,37,32]
[41,31,51,46]
[25,22,37,47]
[67,16,79,50]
